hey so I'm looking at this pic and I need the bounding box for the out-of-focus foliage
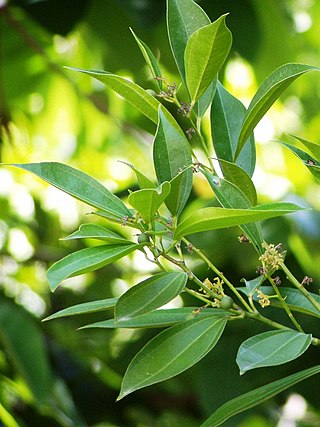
[1,0,320,425]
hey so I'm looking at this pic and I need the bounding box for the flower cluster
[258,242,286,274]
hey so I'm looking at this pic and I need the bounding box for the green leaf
[67,67,160,123]
[61,223,131,244]
[118,315,227,400]
[202,169,263,251]
[291,134,320,160]
[211,82,256,176]
[241,276,265,296]
[185,16,232,104]
[130,28,163,90]
[80,308,228,329]
[153,107,193,216]
[217,159,257,205]
[237,330,312,374]
[43,298,118,321]
[115,272,188,321]
[119,161,155,189]
[278,141,320,183]
[201,364,320,427]
[174,202,304,240]
[10,162,131,219]
[237,63,320,158]
[0,300,52,404]
[166,0,210,82]
[128,181,171,223]
[239,286,320,318]
[195,79,217,118]
[48,243,138,292]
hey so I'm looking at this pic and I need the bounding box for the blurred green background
[1,0,320,426]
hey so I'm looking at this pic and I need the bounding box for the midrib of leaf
[128,317,224,390]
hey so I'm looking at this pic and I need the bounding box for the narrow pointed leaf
[153,107,193,216]
[48,244,138,291]
[61,223,130,244]
[241,276,265,296]
[80,308,228,329]
[237,330,312,374]
[195,78,217,118]
[185,16,232,104]
[278,141,320,183]
[128,181,171,223]
[118,315,227,399]
[201,365,320,427]
[10,162,131,218]
[167,0,210,82]
[43,298,118,321]
[166,168,192,217]
[115,272,188,321]
[291,134,320,160]
[174,202,304,240]
[239,286,320,318]
[211,82,256,176]
[237,63,320,158]
[130,28,163,90]
[119,161,155,189]
[203,170,263,251]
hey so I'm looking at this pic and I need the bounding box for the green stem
[184,288,214,306]
[280,262,320,313]
[182,238,253,312]
[267,275,304,332]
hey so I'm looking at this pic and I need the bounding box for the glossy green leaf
[61,223,130,244]
[128,181,171,223]
[130,28,162,90]
[185,16,232,104]
[211,82,256,176]
[10,162,131,218]
[202,169,263,251]
[217,159,257,205]
[201,364,320,427]
[237,63,320,158]
[239,286,320,318]
[0,300,52,404]
[153,107,193,216]
[119,161,155,189]
[241,276,265,296]
[165,168,192,217]
[115,272,188,321]
[291,134,320,160]
[48,243,138,291]
[167,0,210,82]
[174,202,304,240]
[278,141,320,183]
[43,298,118,321]
[80,308,228,329]
[237,330,312,374]
[118,315,227,400]
[195,78,217,118]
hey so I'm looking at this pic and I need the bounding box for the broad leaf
[203,170,263,251]
[195,78,217,118]
[237,330,312,374]
[118,315,227,399]
[80,307,228,329]
[239,286,320,318]
[128,181,171,223]
[115,272,188,321]
[174,202,304,240]
[185,16,232,104]
[201,364,320,426]
[43,298,118,321]
[217,159,257,205]
[11,162,131,218]
[278,141,320,183]
[167,0,210,82]
[211,82,256,176]
[0,300,52,404]
[130,28,163,90]
[48,243,138,291]
[61,223,130,244]
[153,107,193,216]
[291,134,320,160]
[237,63,320,158]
